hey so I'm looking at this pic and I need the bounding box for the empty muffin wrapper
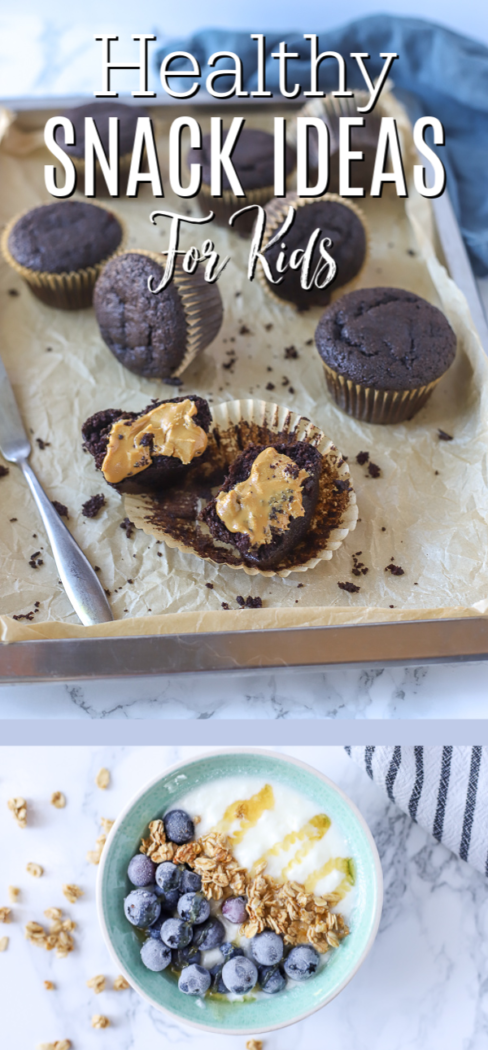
[123,398,358,577]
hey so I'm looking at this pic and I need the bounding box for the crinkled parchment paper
[1,90,488,642]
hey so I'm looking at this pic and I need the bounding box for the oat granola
[0,907,11,923]
[113,974,130,990]
[241,865,349,952]
[92,1015,110,1029]
[27,862,44,878]
[8,886,20,903]
[44,980,55,990]
[8,796,27,828]
[96,768,110,790]
[51,792,66,809]
[0,936,9,951]
[87,974,106,994]
[38,1041,71,1050]
[25,909,76,958]
[62,884,84,904]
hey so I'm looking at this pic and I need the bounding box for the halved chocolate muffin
[200,441,321,570]
[82,395,212,494]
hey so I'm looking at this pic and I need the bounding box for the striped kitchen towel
[346,746,488,876]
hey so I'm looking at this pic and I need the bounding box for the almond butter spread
[215,447,309,546]
[101,399,208,485]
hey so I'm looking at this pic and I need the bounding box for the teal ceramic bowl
[97,749,383,1034]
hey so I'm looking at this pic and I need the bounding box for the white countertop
[2,661,488,719]
[1,744,486,1050]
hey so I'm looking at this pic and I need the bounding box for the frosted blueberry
[127,854,156,887]
[192,917,225,951]
[124,888,161,928]
[181,869,202,894]
[161,917,193,949]
[258,964,286,994]
[177,892,210,925]
[163,809,194,845]
[250,930,283,966]
[221,896,248,925]
[178,963,211,996]
[283,945,320,981]
[222,955,258,995]
[140,938,172,971]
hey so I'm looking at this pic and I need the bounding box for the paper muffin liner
[126,249,223,378]
[257,191,370,311]
[322,361,441,424]
[1,199,127,310]
[123,398,358,577]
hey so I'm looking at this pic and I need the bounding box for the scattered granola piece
[100,817,114,835]
[0,907,11,923]
[27,862,44,878]
[25,910,75,958]
[246,1041,263,1050]
[242,865,349,951]
[338,581,360,594]
[8,797,27,827]
[0,937,9,951]
[113,975,130,991]
[62,884,83,904]
[82,494,106,518]
[438,429,453,441]
[51,501,69,519]
[38,1042,71,1050]
[96,768,110,790]
[51,791,66,809]
[92,1015,110,1029]
[385,564,405,576]
[140,819,176,863]
[87,835,107,865]
[87,974,106,994]
[8,886,19,903]
[44,980,55,990]
[193,815,201,825]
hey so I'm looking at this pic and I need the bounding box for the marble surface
[1,744,487,1050]
[1,661,488,719]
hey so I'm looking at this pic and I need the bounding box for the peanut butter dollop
[101,399,208,485]
[215,447,309,546]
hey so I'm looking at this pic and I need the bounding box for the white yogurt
[170,775,356,921]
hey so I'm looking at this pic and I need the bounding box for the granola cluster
[25,908,76,958]
[8,796,27,828]
[241,865,349,953]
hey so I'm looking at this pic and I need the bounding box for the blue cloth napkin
[157,15,488,276]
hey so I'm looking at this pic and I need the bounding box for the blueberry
[181,869,202,894]
[163,810,194,845]
[283,945,320,981]
[178,963,211,996]
[127,854,156,887]
[147,912,171,939]
[258,964,286,994]
[222,955,258,995]
[124,888,161,928]
[209,962,227,993]
[221,942,245,960]
[177,892,210,925]
[159,887,181,911]
[250,930,283,966]
[173,944,201,968]
[221,896,248,925]
[161,917,193,950]
[140,938,172,972]
[192,917,225,951]
[155,861,182,893]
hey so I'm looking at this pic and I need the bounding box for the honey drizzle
[250,813,331,879]
[212,784,275,846]
[304,856,355,900]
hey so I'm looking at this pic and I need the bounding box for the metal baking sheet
[1,97,487,681]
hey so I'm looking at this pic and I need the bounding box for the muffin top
[8,201,123,274]
[315,287,457,390]
[57,101,147,158]
[264,199,367,309]
[188,128,296,192]
[93,252,188,379]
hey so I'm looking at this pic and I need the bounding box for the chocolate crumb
[385,564,405,576]
[407,249,416,256]
[36,438,51,450]
[46,347,52,352]
[120,517,134,539]
[28,551,43,569]
[104,589,111,597]
[8,288,19,297]
[297,583,304,588]
[0,465,10,478]
[127,579,134,585]
[281,376,289,386]
[284,345,298,359]
[82,494,106,518]
[13,611,35,621]
[157,551,162,557]
[414,582,418,585]
[352,552,369,577]
[266,366,273,372]
[264,323,273,331]
[338,581,360,594]
[9,517,17,522]
[356,451,369,466]
[305,338,313,346]
[239,325,251,335]
[368,462,382,478]
[221,602,230,610]
[381,526,386,532]
[266,382,275,391]
[205,583,214,589]
[389,605,394,608]
[236,595,245,607]
[435,470,440,475]
[94,566,101,572]
[34,601,40,609]
[438,429,453,441]
[51,500,69,519]
[334,479,350,493]
[288,386,295,394]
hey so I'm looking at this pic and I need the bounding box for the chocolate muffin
[201,442,321,569]
[56,101,148,196]
[315,286,457,424]
[82,395,212,494]
[93,250,223,380]
[1,200,124,309]
[260,195,367,310]
[188,128,296,235]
